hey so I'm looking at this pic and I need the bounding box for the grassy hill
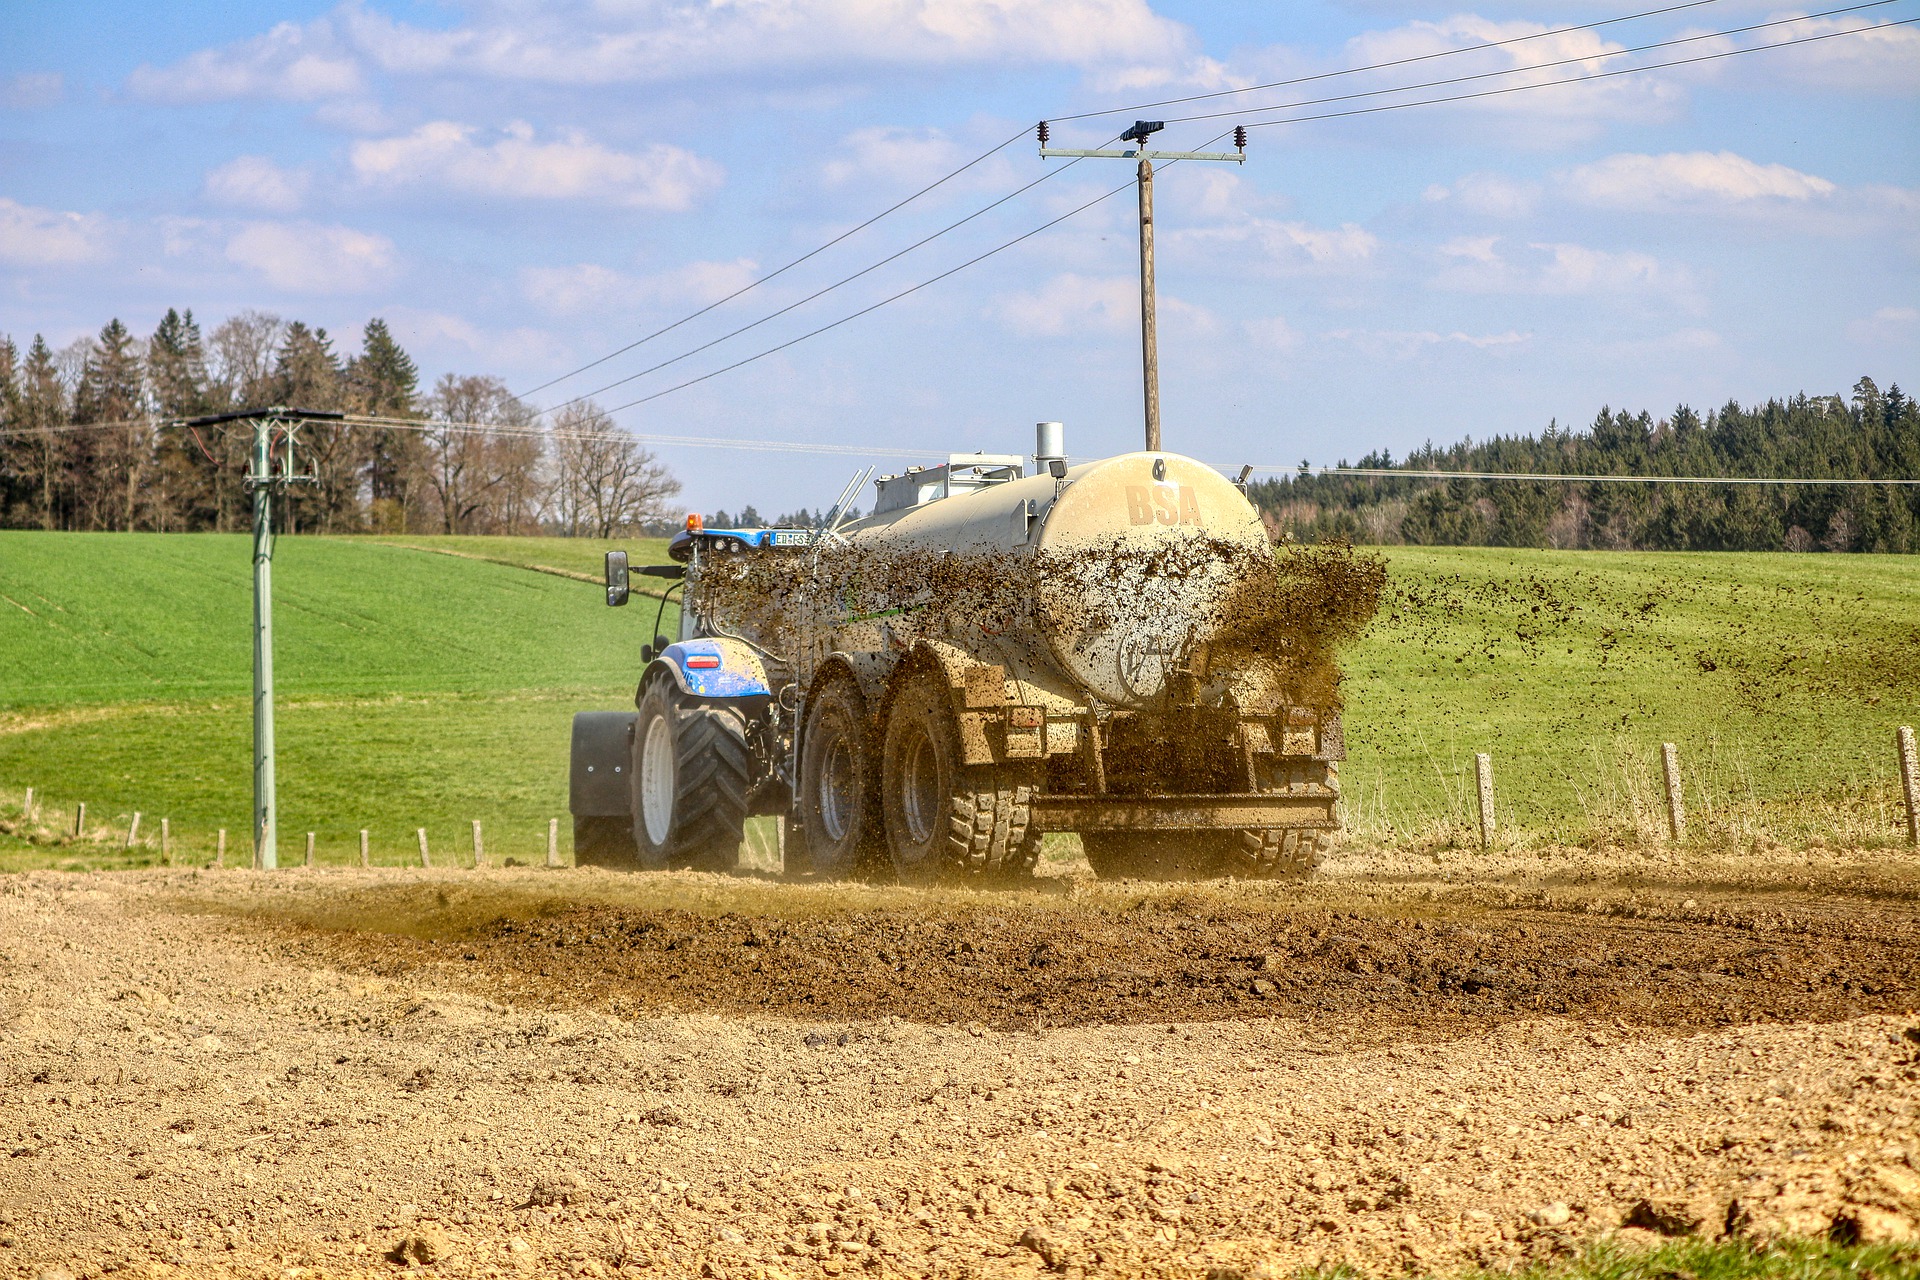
[1,533,1913,869]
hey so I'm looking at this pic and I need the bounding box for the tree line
[1248,378,1920,552]
[0,310,682,537]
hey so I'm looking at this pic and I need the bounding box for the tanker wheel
[1217,828,1332,880]
[795,671,884,879]
[879,669,1042,885]
[572,816,638,868]
[630,678,750,872]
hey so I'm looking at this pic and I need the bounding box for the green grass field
[0,532,1913,869]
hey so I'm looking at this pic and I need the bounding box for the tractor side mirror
[605,550,629,607]
[654,633,670,653]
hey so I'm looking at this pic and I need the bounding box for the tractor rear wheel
[630,678,750,872]
[879,669,1041,885]
[795,671,884,879]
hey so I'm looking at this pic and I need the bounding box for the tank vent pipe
[1035,421,1066,469]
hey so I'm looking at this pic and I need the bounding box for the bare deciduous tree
[549,401,681,537]
[422,374,539,534]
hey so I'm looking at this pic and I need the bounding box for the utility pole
[1039,120,1247,453]
[181,406,338,869]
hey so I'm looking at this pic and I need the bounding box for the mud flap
[570,711,636,817]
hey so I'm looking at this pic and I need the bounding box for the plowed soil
[2,852,1917,1280]
[271,882,1916,1039]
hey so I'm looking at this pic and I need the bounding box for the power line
[591,177,1143,419]
[543,139,1119,416]
[515,124,1032,401]
[1234,17,1918,133]
[1148,1,1898,129]
[521,0,1749,406]
[561,17,1909,421]
[1050,0,1732,122]
[1270,466,1920,486]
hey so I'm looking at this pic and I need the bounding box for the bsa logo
[1125,484,1202,527]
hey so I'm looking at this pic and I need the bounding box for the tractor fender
[570,711,636,817]
[639,637,772,701]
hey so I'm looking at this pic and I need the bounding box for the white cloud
[1846,305,1920,344]
[225,221,397,292]
[1565,152,1836,211]
[350,122,723,210]
[1328,328,1531,360]
[995,273,1212,337]
[130,0,1192,102]
[1178,217,1378,272]
[520,258,759,315]
[822,127,987,190]
[384,308,570,371]
[1422,173,1542,218]
[203,156,312,213]
[1244,316,1300,353]
[3,72,63,109]
[0,198,114,266]
[1743,16,1920,95]
[997,274,1139,337]
[128,18,361,102]
[1433,237,1685,297]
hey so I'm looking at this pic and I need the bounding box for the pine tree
[147,309,218,530]
[346,318,426,531]
[73,319,148,530]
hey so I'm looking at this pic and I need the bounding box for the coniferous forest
[3,310,1912,550]
[1248,377,1918,552]
[0,310,680,536]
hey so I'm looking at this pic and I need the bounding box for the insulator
[1037,120,1050,146]
[1234,125,1247,152]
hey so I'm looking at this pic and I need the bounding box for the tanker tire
[631,678,750,873]
[796,672,884,879]
[881,671,1041,885]
[1218,827,1330,880]
[572,815,638,868]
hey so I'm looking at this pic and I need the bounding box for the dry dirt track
[1,851,1918,1280]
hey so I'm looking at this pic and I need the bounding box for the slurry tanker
[569,423,1351,882]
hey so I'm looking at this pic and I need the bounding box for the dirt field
[2,848,1917,1279]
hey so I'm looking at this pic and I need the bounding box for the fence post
[305,832,316,868]
[417,828,431,868]
[126,812,142,850]
[161,818,171,866]
[1474,753,1495,848]
[547,818,559,868]
[1899,726,1918,846]
[22,787,32,820]
[472,819,484,868]
[1661,742,1685,841]
[217,828,227,867]
[360,829,370,868]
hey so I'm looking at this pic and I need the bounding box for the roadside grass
[1,532,1914,872]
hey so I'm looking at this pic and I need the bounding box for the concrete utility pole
[182,406,339,870]
[1039,120,1247,452]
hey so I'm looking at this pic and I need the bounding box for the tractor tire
[572,815,638,868]
[879,669,1041,885]
[795,671,884,879]
[630,678,750,872]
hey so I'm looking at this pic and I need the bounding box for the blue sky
[3,0,1916,513]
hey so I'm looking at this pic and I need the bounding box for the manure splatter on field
[257,879,1917,1039]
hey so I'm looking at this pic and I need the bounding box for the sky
[3,0,1917,514]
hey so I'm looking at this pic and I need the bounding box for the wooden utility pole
[1039,120,1246,452]
[1137,155,1160,451]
